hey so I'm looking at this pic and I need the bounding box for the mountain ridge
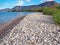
[0,1,59,12]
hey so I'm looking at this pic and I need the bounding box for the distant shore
[0,15,26,38]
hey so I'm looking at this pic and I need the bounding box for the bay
[0,12,33,23]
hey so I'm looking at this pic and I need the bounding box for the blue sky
[0,0,60,9]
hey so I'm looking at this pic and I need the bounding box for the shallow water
[0,12,33,23]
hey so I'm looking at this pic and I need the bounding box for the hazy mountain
[0,8,11,12]
[39,1,57,7]
[0,1,58,12]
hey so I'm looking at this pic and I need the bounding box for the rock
[0,13,60,45]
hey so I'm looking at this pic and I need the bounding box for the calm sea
[0,12,33,24]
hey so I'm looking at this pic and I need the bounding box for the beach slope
[0,13,60,45]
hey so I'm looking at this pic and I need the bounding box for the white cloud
[16,0,31,6]
[25,0,31,2]
[16,0,24,6]
[40,0,54,3]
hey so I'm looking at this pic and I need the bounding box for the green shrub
[56,6,60,9]
[37,8,43,12]
[42,7,60,24]
[53,11,60,24]
[42,7,57,15]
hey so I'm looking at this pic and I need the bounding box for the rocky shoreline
[0,15,26,39]
[0,13,60,45]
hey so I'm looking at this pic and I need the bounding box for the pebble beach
[0,13,60,45]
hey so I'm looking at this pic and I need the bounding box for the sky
[0,0,60,9]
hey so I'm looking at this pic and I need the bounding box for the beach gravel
[0,13,60,45]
